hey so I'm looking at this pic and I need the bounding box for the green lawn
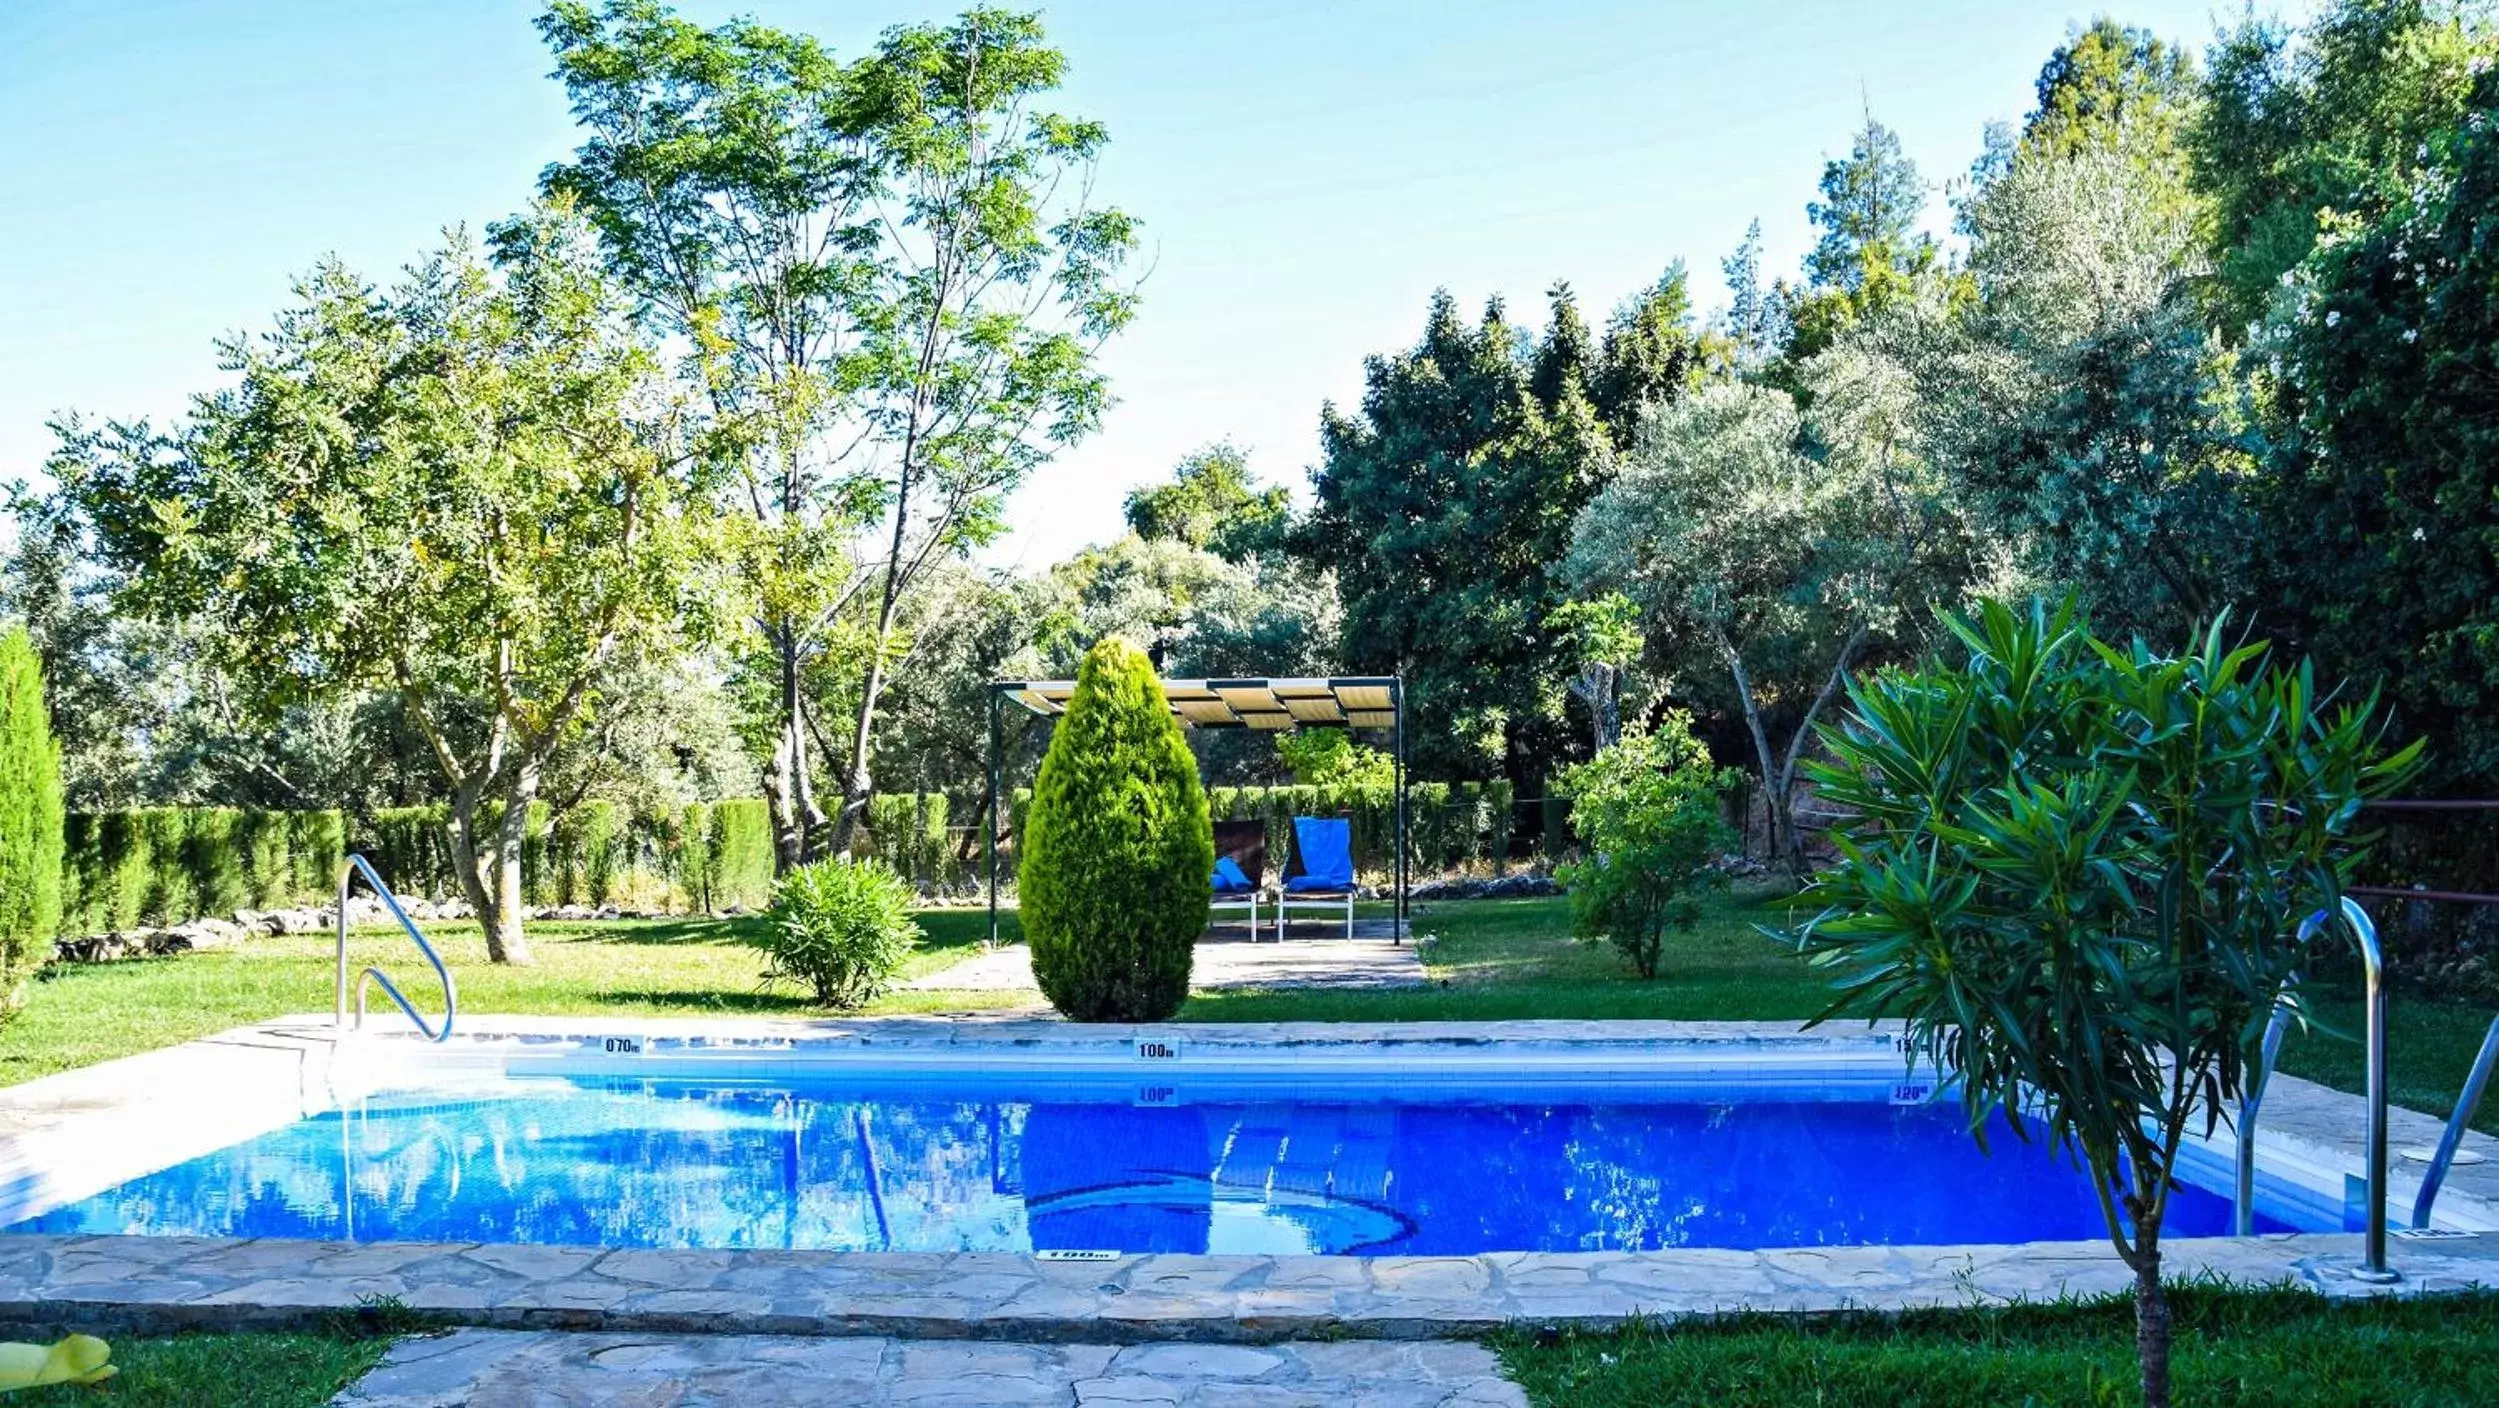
[1498,1285,2499,1407]
[0,908,1024,1087]
[1176,889,1825,1023]
[3,890,2494,1137]
[1182,892,2499,1134]
[5,1329,390,1407]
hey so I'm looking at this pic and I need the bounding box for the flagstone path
[907,932,1426,996]
[330,1328,1526,1407]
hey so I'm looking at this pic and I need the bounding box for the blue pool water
[7,1073,2327,1255]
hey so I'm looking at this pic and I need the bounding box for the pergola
[984,675,1408,949]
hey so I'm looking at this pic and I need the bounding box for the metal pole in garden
[986,686,1001,952]
[1393,676,1407,944]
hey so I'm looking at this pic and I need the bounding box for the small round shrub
[761,855,921,1009]
[1020,637,1212,1022]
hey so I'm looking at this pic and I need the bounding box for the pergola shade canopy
[993,676,1400,731]
[982,672,1409,948]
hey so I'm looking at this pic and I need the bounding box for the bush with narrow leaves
[1797,598,2419,1408]
[761,856,920,1009]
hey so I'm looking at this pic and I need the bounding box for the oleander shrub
[1798,598,2421,1408]
[0,626,64,1018]
[761,856,921,1008]
[1020,638,1212,1022]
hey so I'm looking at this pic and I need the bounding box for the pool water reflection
[6,1074,2318,1254]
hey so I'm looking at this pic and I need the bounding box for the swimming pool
[3,1066,2340,1256]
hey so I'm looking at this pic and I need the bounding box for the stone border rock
[4,1231,2497,1345]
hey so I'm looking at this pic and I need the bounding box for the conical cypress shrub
[0,626,64,1020]
[1021,638,1211,1021]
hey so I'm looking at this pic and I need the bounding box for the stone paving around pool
[907,936,1427,995]
[9,1229,2499,1347]
[331,1329,1525,1407]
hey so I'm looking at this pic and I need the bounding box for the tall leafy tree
[2194,0,2499,329]
[1804,112,1935,295]
[1786,112,1940,363]
[1294,291,1611,783]
[1939,145,2258,641]
[537,2,1138,864]
[1568,340,1971,875]
[50,207,731,964]
[1589,265,1719,438]
[1123,443,1289,559]
[2022,17,2200,170]
[2265,63,2499,784]
[1715,220,1788,370]
[823,7,1141,854]
[539,0,882,869]
[0,625,64,1021]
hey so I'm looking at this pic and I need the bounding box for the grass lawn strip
[1496,1284,2499,1407]
[1,1329,391,1407]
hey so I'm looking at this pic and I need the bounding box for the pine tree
[1020,638,1211,1022]
[0,626,65,1019]
[1805,111,1934,295]
[1592,264,1716,438]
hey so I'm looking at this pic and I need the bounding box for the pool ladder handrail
[2236,897,2393,1280]
[2411,1012,2499,1230]
[334,853,456,1042]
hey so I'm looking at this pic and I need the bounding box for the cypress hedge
[63,806,345,934]
[43,772,1536,943]
[1021,639,1212,1022]
[0,627,64,1017]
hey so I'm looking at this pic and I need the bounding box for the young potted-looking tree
[1798,599,2418,1408]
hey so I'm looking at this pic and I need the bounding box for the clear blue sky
[1,1,2286,567]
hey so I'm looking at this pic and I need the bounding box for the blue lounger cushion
[1212,856,1253,893]
[1284,817,1355,892]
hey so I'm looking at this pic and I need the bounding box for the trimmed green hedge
[356,799,775,914]
[63,807,343,935]
[59,798,776,935]
[54,778,1541,938]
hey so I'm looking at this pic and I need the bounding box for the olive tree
[1798,598,2418,1408]
[51,206,730,964]
[1567,356,1969,876]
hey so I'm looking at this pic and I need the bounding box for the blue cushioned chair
[1277,816,1357,940]
[1209,819,1266,941]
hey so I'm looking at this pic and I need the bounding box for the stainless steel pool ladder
[2410,1012,2499,1230]
[2235,897,2394,1280]
[333,853,456,1042]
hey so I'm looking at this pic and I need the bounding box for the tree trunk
[484,763,541,967]
[446,780,533,967]
[2134,1250,2171,1408]
[1571,663,1623,756]
[1597,665,1621,752]
[1771,622,1870,879]
[761,624,824,872]
[827,644,888,857]
[1715,632,1788,870]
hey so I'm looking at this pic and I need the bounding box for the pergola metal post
[1392,676,1407,944]
[985,686,1002,952]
